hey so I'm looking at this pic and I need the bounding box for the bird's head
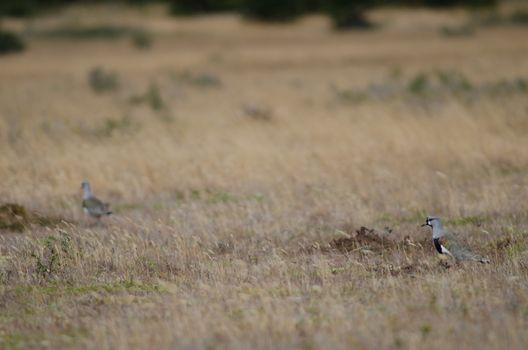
[422,216,441,228]
[81,181,92,198]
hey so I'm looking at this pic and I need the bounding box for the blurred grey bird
[81,181,112,219]
[422,216,490,264]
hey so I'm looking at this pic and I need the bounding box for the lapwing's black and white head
[421,216,444,238]
[422,216,439,228]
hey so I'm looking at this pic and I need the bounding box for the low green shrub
[129,83,165,111]
[510,10,528,25]
[88,67,119,93]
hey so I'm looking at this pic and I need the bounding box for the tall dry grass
[1,4,528,349]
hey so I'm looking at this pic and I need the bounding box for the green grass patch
[111,202,146,212]
[487,231,528,258]
[98,116,134,137]
[334,69,527,106]
[332,86,368,104]
[408,73,431,95]
[446,215,484,226]
[186,189,239,204]
[129,83,165,111]
[377,213,486,229]
[32,231,73,279]
[173,71,222,88]
[377,209,427,225]
[207,191,238,204]
[81,115,139,139]
[0,327,88,350]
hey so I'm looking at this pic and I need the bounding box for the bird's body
[81,181,112,219]
[423,216,489,264]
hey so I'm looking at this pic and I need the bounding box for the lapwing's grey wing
[83,196,111,217]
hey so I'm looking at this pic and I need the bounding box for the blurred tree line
[1,0,497,26]
[0,0,498,54]
[171,0,497,27]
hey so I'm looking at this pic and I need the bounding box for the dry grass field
[1,3,528,349]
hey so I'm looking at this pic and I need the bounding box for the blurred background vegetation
[0,0,498,21]
[0,0,517,54]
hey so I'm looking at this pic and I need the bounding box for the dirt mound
[0,203,29,232]
[368,262,430,277]
[330,226,397,253]
[329,226,429,255]
[0,203,68,233]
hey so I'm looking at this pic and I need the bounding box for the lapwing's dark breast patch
[433,237,448,254]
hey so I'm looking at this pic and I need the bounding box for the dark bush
[169,0,323,20]
[0,0,76,18]
[239,0,305,22]
[0,0,160,17]
[0,30,25,54]
[88,67,119,93]
[170,0,240,15]
[326,0,496,30]
[326,0,380,29]
[0,0,40,17]
[510,10,528,25]
[131,30,152,49]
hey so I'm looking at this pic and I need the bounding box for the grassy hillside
[1,4,528,349]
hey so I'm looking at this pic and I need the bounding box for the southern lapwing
[422,216,490,264]
[81,181,112,219]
